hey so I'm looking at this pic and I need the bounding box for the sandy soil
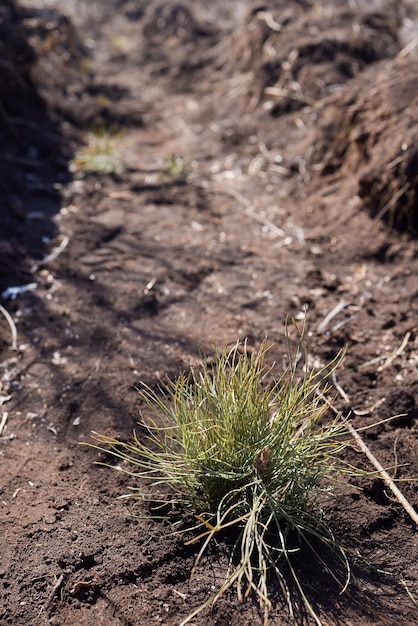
[1,1,418,624]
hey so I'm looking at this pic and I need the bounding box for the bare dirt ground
[1,1,418,624]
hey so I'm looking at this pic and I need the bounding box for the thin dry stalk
[0,412,8,436]
[322,394,418,527]
[212,187,286,237]
[317,301,349,334]
[377,332,411,372]
[0,304,18,351]
[32,234,69,272]
[40,574,64,615]
[398,37,418,58]
[343,419,418,526]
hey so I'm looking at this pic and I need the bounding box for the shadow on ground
[0,1,76,290]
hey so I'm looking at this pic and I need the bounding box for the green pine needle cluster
[91,334,352,625]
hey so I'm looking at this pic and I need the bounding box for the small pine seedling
[71,126,123,176]
[90,333,352,625]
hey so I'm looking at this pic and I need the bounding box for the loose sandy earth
[1,1,418,624]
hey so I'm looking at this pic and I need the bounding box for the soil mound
[219,1,400,111]
[312,55,418,234]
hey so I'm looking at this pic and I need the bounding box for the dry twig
[40,574,64,615]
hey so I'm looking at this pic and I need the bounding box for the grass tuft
[71,126,123,176]
[90,328,353,625]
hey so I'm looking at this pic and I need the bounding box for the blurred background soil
[1,1,418,624]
